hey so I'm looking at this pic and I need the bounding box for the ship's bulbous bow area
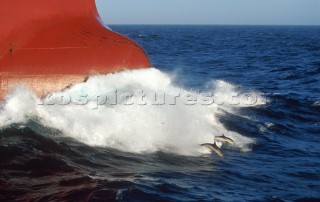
[0,0,151,98]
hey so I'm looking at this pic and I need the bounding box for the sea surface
[1,25,320,201]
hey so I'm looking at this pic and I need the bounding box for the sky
[96,0,320,25]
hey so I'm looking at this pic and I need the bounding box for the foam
[0,68,262,156]
[312,101,320,107]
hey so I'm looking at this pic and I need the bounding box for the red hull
[0,0,151,98]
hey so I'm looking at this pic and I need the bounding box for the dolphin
[200,143,224,158]
[214,134,235,145]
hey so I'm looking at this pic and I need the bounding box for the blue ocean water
[1,25,320,201]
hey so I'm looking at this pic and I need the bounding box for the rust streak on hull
[0,74,87,98]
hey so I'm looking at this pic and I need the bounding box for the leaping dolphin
[200,143,224,158]
[214,134,235,145]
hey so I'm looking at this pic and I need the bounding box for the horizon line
[105,23,320,26]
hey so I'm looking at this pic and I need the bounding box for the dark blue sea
[1,25,320,201]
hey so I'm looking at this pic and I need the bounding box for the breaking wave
[0,68,265,156]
